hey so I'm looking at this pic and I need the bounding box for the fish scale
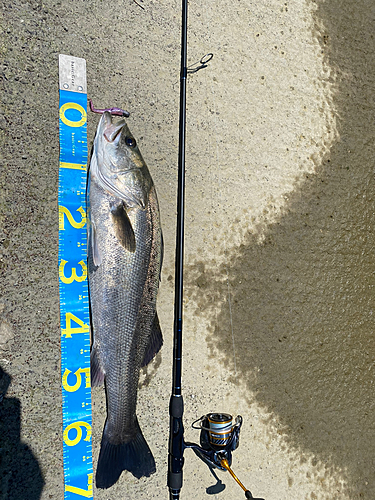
[90,185,152,434]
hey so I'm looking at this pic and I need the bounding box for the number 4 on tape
[58,54,94,499]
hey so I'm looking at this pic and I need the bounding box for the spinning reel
[184,413,262,499]
[188,413,242,470]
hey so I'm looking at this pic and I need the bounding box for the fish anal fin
[91,345,105,387]
[111,202,136,253]
[142,313,163,367]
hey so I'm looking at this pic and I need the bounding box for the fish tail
[95,419,156,489]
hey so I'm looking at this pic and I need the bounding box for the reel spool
[205,413,239,449]
[192,413,242,460]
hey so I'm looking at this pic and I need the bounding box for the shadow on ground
[0,366,44,500]
[185,1,375,498]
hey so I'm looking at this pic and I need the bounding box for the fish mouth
[99,111,126,143]
[104,120,126,143]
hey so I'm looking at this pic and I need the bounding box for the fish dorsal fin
[111,202,136,253]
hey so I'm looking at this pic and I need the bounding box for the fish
[87,111,163,489]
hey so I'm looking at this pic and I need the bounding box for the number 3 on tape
[58,54,93,499]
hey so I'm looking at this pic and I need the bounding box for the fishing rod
[168,2,264,500]
[167,0,187,495]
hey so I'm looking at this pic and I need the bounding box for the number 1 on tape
[58,54,93,499]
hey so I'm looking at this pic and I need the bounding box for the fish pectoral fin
[90,221,102,267]
[141,313,163,367]
[111,202,136,253]
[90,345,105,386]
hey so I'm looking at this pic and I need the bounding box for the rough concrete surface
[1,0,375,499]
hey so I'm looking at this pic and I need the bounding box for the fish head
[92,111,151,208]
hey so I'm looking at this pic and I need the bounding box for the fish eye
[125,136,136,148]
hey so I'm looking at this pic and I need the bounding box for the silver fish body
[88,112,163,489]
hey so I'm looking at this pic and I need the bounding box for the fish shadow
[0,365,44,500]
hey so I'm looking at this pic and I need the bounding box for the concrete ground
[1,0,375,498]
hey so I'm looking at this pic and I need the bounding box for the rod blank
[168,0,188,498]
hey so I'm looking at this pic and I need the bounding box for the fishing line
[210,85,238,376]
[199,5,237,376]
